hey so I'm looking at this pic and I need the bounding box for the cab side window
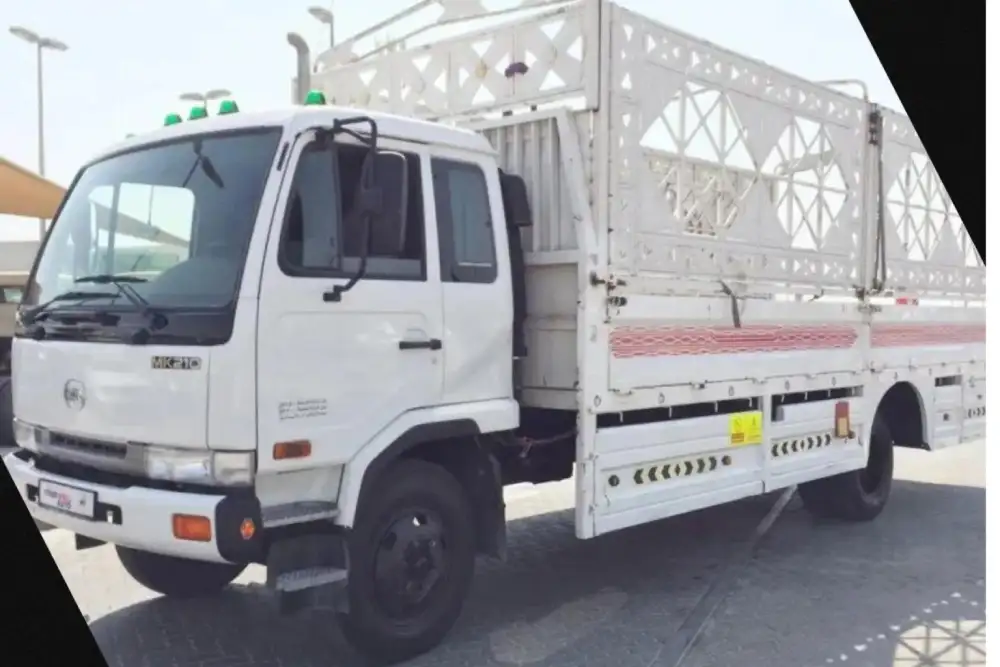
[280,142,426,280]
[432,159,497,284]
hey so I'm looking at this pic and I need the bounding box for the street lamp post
[8,25,68,239]
[179,88,233,110]
[307,4,335,48]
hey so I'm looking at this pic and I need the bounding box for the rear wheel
[337,459,476,665]
[116,546,245,598]
[799,415,894,522]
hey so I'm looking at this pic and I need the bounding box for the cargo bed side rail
[311,0,603,121]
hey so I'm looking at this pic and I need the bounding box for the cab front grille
[48,431,127,459]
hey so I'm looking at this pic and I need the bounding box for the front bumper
[5,450,263,565]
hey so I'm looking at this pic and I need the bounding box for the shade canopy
[0,156,188,248]
[0,156,66,219]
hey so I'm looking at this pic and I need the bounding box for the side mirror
[361,150,409,257]
[499,172,533,228]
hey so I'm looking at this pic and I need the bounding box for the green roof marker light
[218,99,240,115]
[188,106,209,120]
[304,90,326,105]
[164,113,183,126]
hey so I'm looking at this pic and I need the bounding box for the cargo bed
[308,0,985,537]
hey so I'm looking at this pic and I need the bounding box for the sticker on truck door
[729,411,763,446]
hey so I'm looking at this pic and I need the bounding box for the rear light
[834,401,854,438]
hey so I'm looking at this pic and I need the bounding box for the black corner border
[848,1,985,262]
[1,455,106,664]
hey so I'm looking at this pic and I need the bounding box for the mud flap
[75,534,106,551]
[266,532,350,614]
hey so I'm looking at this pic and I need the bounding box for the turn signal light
[239,518,256,541]
[172,514,212,542]
[273,440,312,460]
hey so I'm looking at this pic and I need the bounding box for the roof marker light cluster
[163,99,241,127]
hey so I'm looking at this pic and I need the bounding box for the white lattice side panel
[312,1,597,120]
[606,5,869,294]
[473,111,593,253]
[880,109,984,299]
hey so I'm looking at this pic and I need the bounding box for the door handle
[399,338,442,351]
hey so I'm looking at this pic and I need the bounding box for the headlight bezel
[143,446,256,486]
[13,419,49,451]
[12,419,34,450]
[13,420,256,487]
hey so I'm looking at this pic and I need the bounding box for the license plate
[37,480,96,520]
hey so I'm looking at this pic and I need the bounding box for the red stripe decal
[870,323,985,348]
[611,323,985,359]
[610,325,858,359]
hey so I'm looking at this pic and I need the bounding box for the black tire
[337,459,476,665]
[799,415,894,522]
[0,376,13,448]
[116,546,245,598]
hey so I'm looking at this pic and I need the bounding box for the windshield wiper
[73,274,168,345]
[74,274,150,313]
[21,290,119,325]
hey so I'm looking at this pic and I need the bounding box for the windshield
[29,128,282,311]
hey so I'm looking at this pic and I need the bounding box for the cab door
[256,131,443,485]
[428,149,513,405]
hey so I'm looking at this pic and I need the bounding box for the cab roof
[94,105,496,165]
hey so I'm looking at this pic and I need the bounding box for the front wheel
[337,459,476,665]
[116,546,245,598]
[799,415,894,522]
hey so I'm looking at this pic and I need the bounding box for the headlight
[143,447,255,486]
[13,419,34,449]
[211,452,257,486]
[13,419,49,451]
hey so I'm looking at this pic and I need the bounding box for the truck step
[274,566,348,593]
[261,501,339,528]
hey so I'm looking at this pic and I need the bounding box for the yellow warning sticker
[729,411,763,447]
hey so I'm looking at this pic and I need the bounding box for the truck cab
[5,97,531,662]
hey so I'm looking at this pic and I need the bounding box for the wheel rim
[372,507,449,620]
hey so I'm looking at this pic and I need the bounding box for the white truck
[4,0,985,663]
[0,244,36,443]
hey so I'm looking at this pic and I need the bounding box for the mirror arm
[332,117,379,152]
[333,118,379,195]
[323,218,371,302]
[323,130,381,304]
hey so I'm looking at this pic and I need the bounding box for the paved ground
[40,442,985,667]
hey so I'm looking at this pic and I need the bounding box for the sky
[0,0,903,242]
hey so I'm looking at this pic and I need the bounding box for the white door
[427,150,513,404]
[256,132,443,479]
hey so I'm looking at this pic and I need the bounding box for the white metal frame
[309,0,986,539]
